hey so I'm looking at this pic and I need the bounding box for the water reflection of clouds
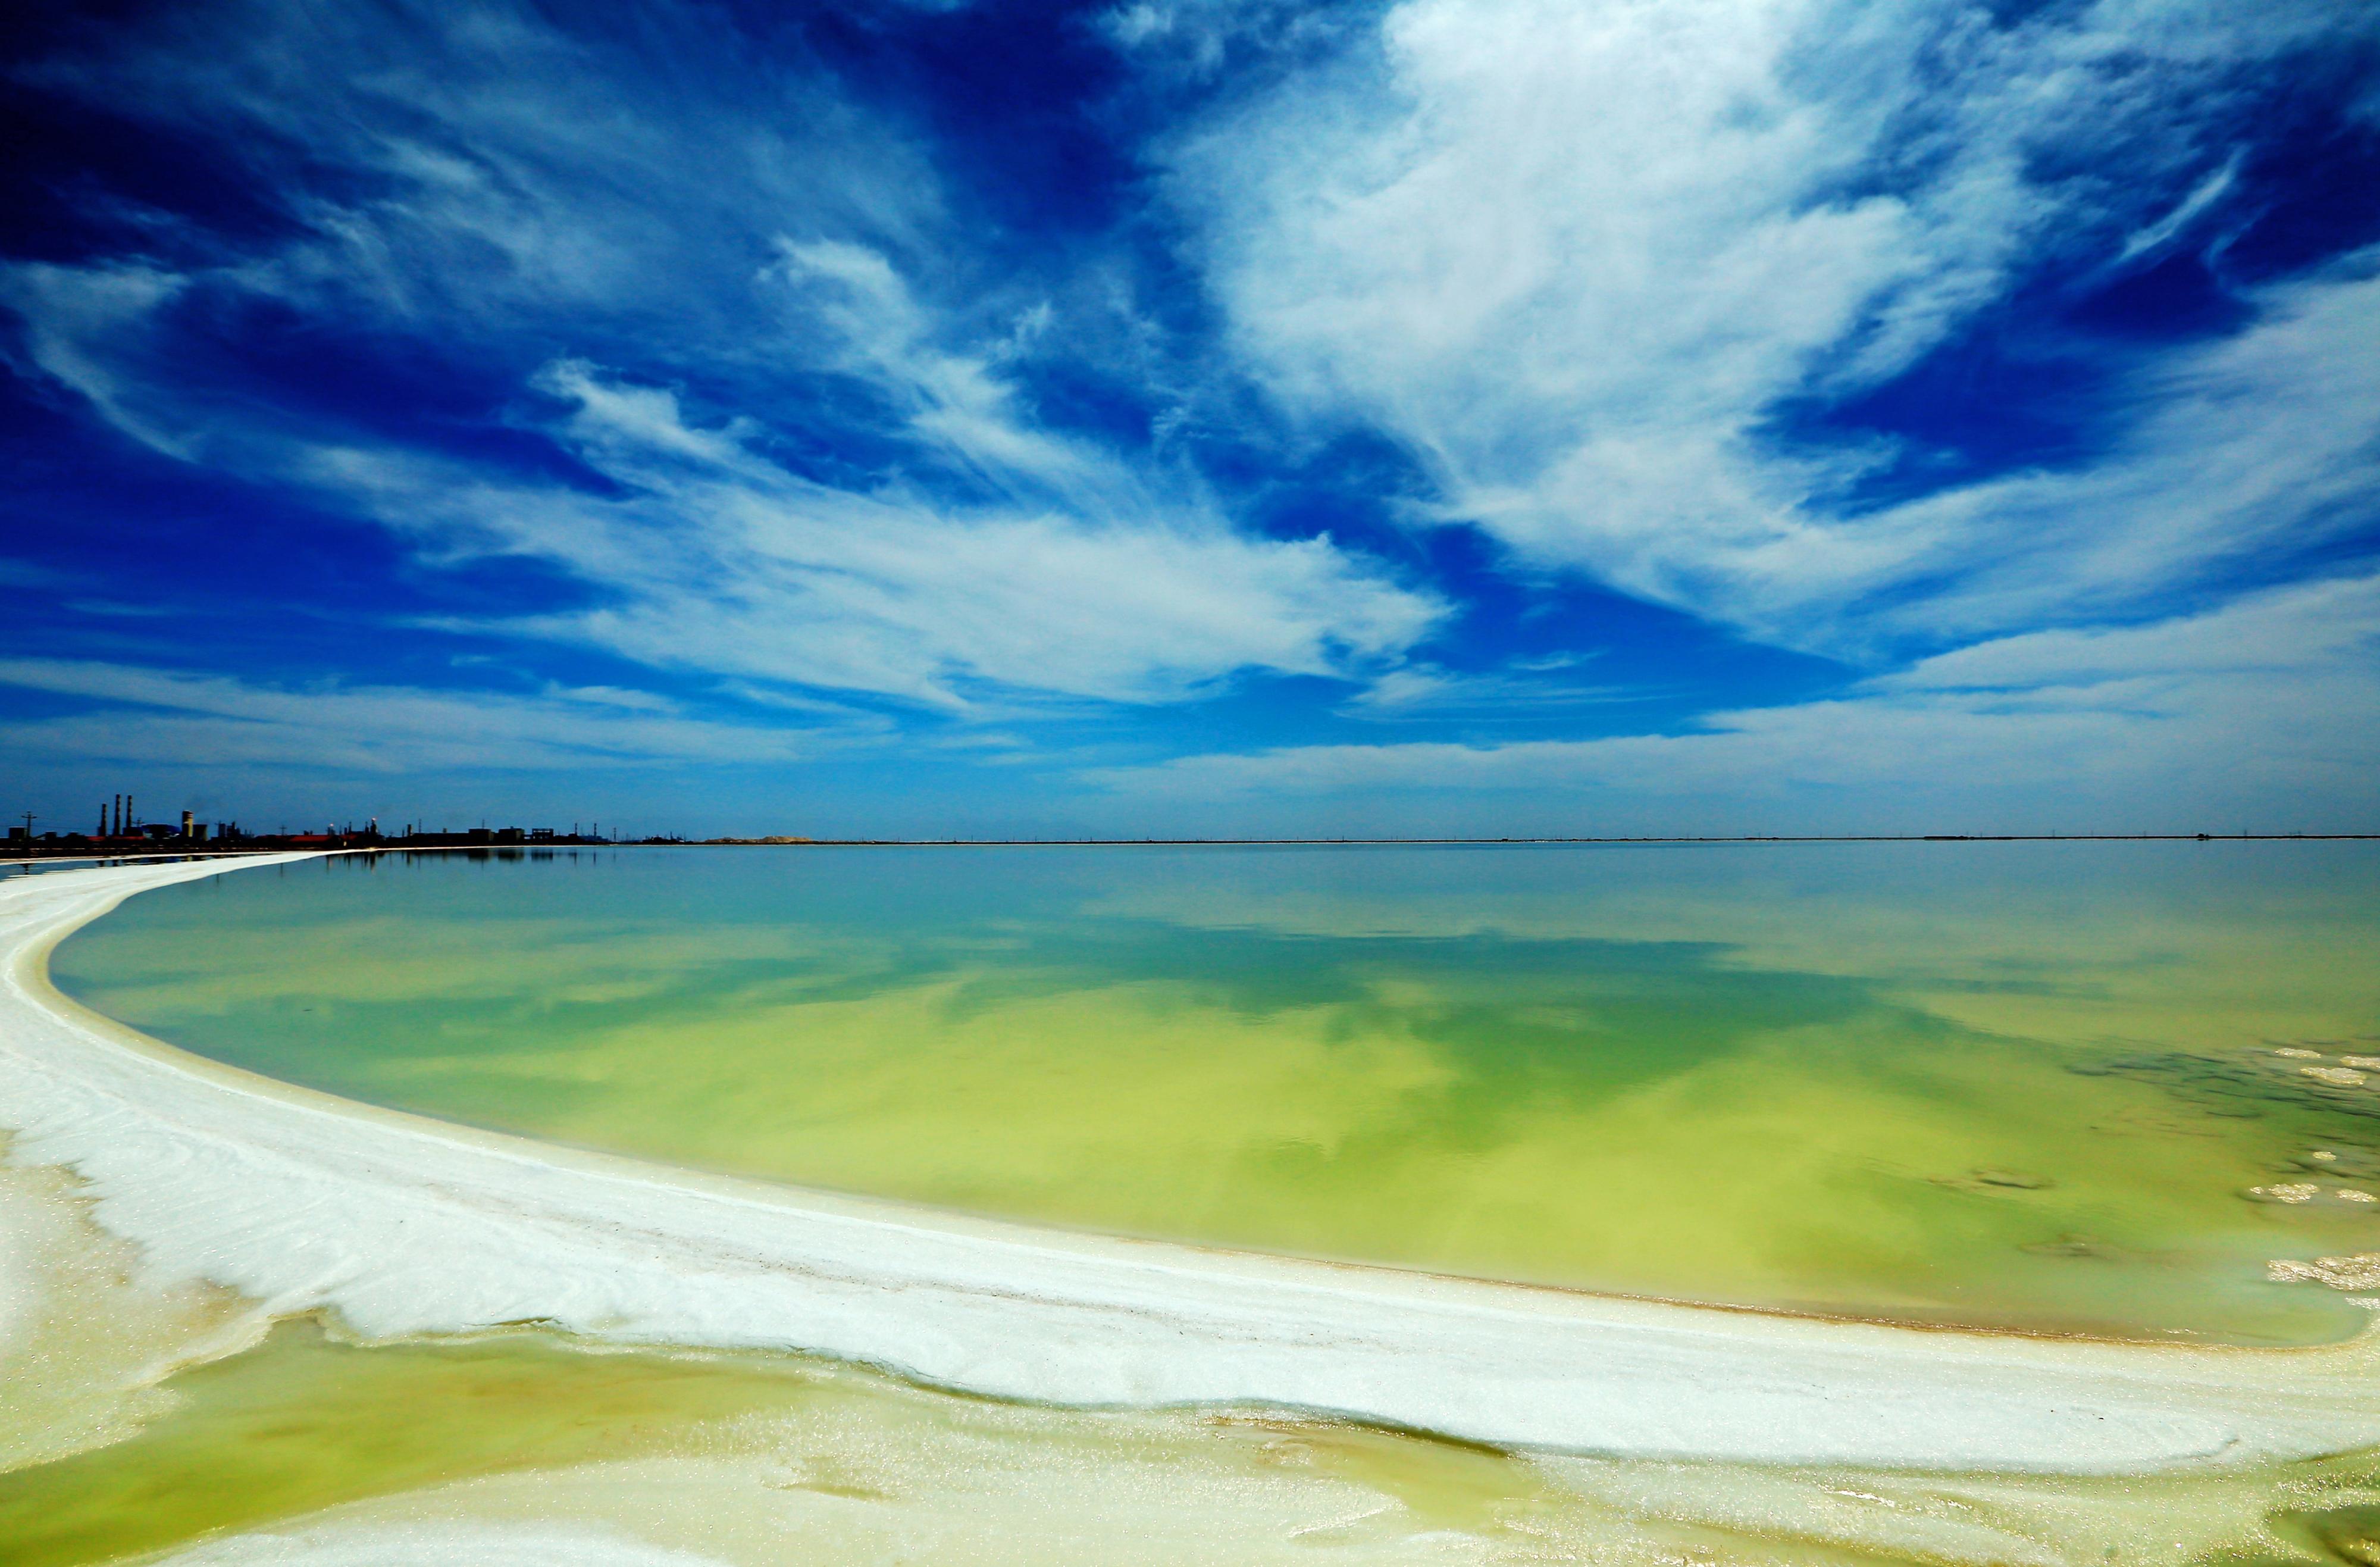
[1083,844,2380,1048]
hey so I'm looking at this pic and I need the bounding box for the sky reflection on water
[53,842,2380,1344]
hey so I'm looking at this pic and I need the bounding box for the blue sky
[2,0,2376,836]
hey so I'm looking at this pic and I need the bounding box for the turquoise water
[51,841,2380,1343]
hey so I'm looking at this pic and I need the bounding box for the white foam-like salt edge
[155,1520,731,1567]
[4,856,2378,1475]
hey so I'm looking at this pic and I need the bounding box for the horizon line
[8,830,2379,869]
[680,831,2377,846]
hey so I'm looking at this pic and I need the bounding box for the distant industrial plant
[4,793,630,858]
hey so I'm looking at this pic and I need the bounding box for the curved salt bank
[5,858,2377,1475]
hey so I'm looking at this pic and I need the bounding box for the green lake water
[50,842,2380,1345]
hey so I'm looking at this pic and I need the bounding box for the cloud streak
[1098,571,2380,828]
[0,659,833,775]
[306,355,1443,707]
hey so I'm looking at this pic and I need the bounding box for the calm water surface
[52,842,2380,1344]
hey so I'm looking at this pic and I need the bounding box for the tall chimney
[111,795,120,836]
[98,802,108,836]
[126,795,134,833]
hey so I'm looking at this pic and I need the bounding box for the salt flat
[5,855,2376,1475]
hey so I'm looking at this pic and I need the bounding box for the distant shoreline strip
[685,831,2380,846]
[8,831,2376,865]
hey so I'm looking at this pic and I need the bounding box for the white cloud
[0,264,192,455]
[544,684,682,713]
[0,4,1448,714]
[0,558,80,590]
[2113,151,2243,267]
[11,0,942,343]
[1164,0,2380,652]
[1848,261,2380,644]
[751,242,1175,520]
[1098,0,1367,85]
[1098,571,2380,827]
[1875,568,2380,692]
[1337,662,1629,717]
[0,659,829,774]
[299,358,1443,708]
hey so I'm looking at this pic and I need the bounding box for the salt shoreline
[4,856,2378,1475]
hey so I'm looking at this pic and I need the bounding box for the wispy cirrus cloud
[1097,571,2380,828]
[1160,0,2380,652]
[1336,662,1632,718]
[0,1,1443,714]
[0,659,832,774]
[13,0,944,339]
[336,357,1440,708]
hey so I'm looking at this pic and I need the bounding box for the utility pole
[18,812,32,838]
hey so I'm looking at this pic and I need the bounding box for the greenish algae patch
[0,1321,819,1567]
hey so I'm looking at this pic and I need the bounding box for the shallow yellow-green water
[0,1322,804,1567]
[49,841,2380,1343]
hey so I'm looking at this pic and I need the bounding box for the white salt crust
[156,1520,731,1567]
[4,856,2378,1475]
